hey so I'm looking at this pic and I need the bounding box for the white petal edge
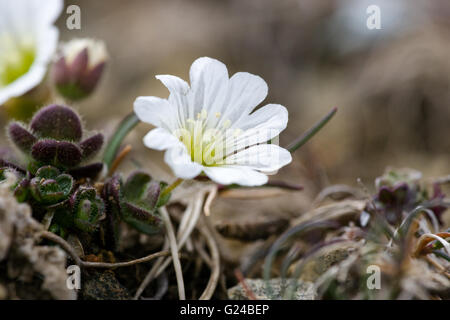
[0,26,59,105]
[220,104,289,154]
[0,0,63,105]
[225,144,292,173]
[203,166,269,186]
[143,128,181,151]
[239,103,288,132]
[220,72,268,125]
[33,0,64,24]
[164,145,203,179]
[156,74,189,95]
[188,57,229,120]
[156,74,189,120]
[134,96,178,130]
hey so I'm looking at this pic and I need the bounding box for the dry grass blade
[38,231,170,268]
[414,233,450,257]
[219,187,290,199]
[312,184,363,206]
[234,269,257,300]
[204,184,218,216]
[198,216,220,300]
[108,144,132,176]
[134,190,206,299]
[160,206,186,300]
[194,238,213,267]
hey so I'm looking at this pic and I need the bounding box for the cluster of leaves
[262,168,449,300]
[373,168,446,226]
[0,104,167,250]
[102,171,170,249]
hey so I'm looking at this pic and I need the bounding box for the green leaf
[102,112,140,169]
[35,165,60,179]
[123,171,151,202]
[121,202,163,235]
[287,107,337,153]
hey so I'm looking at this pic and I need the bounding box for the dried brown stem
[161,206,186,300]
[108,144,132,176]
[198,216,220,300]
[37,231,169,268]
[234,268,257,300]
[415,232,450,256]
[194,238,213,267]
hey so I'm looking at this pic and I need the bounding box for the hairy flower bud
[52,38,107,101]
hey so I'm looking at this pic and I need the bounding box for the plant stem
[161,178,184,198]
[160,206,186,300]
[42,210,55,230]
[198,216,221,300]
[433,250,450,262]
[102,112,140,169]
[107,144,132,176]
[287,107,337,153]
[38,231,171,268]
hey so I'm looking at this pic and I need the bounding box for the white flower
[134,57,292,186]
[0,0,63,105]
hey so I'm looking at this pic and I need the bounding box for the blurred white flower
[134,57,292,186]
[0,0,63,105]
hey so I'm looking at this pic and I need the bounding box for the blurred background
[3,0,450,196]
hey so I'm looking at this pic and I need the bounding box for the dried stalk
[414,233,450,257]
[42,210,55,231]
[108,144,132,176]
[133,240,168,299]
[198,216,220,300]
[134,191,206,299]
[234,268,257,300]
[160,206,186,300]
[194,238,212,267]
[38,231,169,268]
[204,185,218,216]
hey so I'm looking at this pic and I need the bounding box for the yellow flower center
[0,34,36,87]
[174,109,242,166]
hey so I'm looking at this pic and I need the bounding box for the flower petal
[220,104,289,154]
[225,144,292,172]
[0,27,59,105]
[0,1,62,105]
[156,74,189,124]
[29,0,63,24]
[134,96,179,131]
[219,72,268,126]
[188,57,229,120]
[164,145,203,179]
[143,128,180,151]
[239,103,288,132]
[203,166,268,186]
[156,74,189,96]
